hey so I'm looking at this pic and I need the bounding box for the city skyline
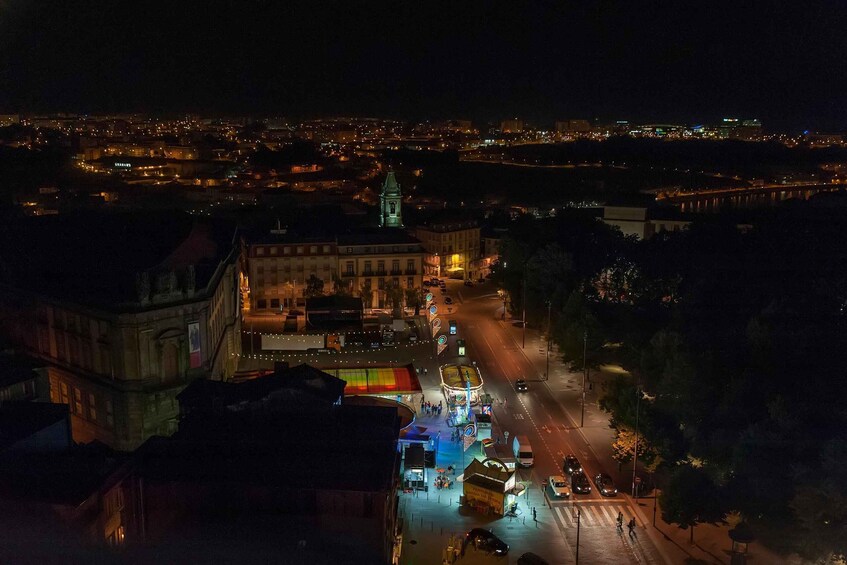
[1,1,845,131]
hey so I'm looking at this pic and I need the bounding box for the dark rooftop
[0,402,68,452]
[139,402,400,492]
[178,364,347,413]
[0,441,123,506]
[337,228,422,246]
[0,352,42,389]
[0,211,237,311]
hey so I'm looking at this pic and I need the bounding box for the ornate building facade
[0,214,242,451]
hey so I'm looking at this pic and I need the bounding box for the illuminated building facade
[416,218,481,281]
[0,214,242,451]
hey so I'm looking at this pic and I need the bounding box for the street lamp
[544,301,551,381]
[632,387,642,499]
[521,270,527,349]
[574,505,581,564]
[580,330,587,427]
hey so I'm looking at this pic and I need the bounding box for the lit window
[88,393,97,421]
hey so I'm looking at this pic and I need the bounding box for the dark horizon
[1,1,846,132]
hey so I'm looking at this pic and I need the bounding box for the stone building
[416,216,481,281]
[0,212,241,451]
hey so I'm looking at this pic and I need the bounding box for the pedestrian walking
[628,517,636,537]
[424,368,428,375]
[616,511,624,532]
[532,507,537,522]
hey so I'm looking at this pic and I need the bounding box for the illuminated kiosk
[440,363,483,426]
[461,458,516,516]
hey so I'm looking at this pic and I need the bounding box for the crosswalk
[552,503,631,529]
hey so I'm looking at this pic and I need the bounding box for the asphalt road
[435,279,665,564]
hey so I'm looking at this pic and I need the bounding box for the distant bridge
[657,183,843,212]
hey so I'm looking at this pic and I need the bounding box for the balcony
[390,269,402,276]
[362,270,375,276]
[342,271,356,277]
[404,269,417,275]
[375,270,387,276]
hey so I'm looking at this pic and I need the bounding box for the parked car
[464,280,474,287]
[571,471,591,494]
[563,454,583,475]
[465,528,509,555]
[515,379,528,392]
[548,475,571,498]
[593,473,618,497]
[517,552,549,565]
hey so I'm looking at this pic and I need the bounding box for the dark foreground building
[0,365,403,564]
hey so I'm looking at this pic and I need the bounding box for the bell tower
[379,172,403,228]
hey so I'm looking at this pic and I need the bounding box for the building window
[256,247,265,256]
[283,247,291,255]
[270,298,280,309]
[346,262,354,275]
[323,245,331,253]
[310,245,317,253]
[60,382,69,405]
[347,247,353,253]
[377,261,385,273]
[296,246,304,254]
[407,277,414,288]
[378,278,385,290]
[270,247,278,255]
[73,387,83,415]
[364,261,372,273]
[106,399,114,427]
[162,344,179,380]
[407,259,415,271]
[392,260,400,273]
[88,393,97,421]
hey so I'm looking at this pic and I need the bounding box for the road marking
[513,413,524,420]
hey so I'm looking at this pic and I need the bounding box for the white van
[512,435,534,467]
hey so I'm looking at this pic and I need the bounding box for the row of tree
[492,206,847,561]
[304,273,423,316]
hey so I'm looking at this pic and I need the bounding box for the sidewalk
[499,315,791,565]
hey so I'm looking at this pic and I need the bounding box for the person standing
[616,512,624,533]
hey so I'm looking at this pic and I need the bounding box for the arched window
[389,202,396,215]
[162,343,179,380]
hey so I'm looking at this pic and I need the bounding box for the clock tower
[379,172,403,228]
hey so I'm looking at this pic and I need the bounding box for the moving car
[571,471,591,494]
[515,379,528,392]
[465,528,509,555]
[563,454,582,475]
[548,475,571,498]
[593,473,618,497]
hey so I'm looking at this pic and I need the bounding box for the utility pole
[544,301,551,380]
[632,387,641,499]
[575,506,581,564]
[580,330,587,427]
[521,272,527,349]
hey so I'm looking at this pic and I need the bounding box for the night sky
[0,0,845,130]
